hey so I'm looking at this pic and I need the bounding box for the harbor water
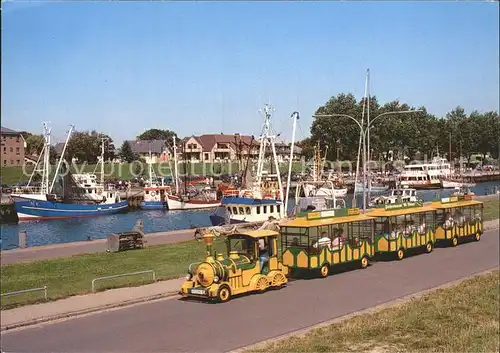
[1,181,499,250]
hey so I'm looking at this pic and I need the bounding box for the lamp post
[313,109,423,213]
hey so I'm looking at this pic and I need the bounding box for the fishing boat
[294,180,346,214]
[441,178,476,188]
[140,151,171,210]
[11,123,128,221]
[166,136,220,210]
[354,181,388,193]
[209,104,287,225]
[369,186,420,206]
[301,142,348,198]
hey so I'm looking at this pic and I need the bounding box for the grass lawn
[483,198,499,221]
[1,199,498,309]
[0,238,226,309]
[247,270,500,353]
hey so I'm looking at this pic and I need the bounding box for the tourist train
[180,193,484,302]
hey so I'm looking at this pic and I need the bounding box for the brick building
[1,127,26,167]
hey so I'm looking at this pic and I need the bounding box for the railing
[91,270,156,292]
[1,286,47,301]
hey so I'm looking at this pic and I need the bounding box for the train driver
[258,238,269,270]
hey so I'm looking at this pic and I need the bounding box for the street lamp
[313,109,423,213]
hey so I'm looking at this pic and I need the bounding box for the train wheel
[451,236,458,247]
[426,242,433,253]
[397,249,405,261]
[217,285,231,303]
[319,264,330,278]
[256,276,269,292]
[360,256,369,269]
[272,272,286,287]
[474,232,481,242]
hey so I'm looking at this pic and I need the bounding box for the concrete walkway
[1,277,184,331]
[1,229,195,266]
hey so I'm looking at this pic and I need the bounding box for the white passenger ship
[399,156,451,189]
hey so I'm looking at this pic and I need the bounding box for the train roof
[280,213,374,228]
[366,203,436,217]
[230,229,280,238]
[430,199,483,209]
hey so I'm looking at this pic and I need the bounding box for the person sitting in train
[419,221,427,234]
[258,238,269,270]
[457,213,467,227]
[313,235,332,250]
[475,211,482,222]
[388,223,398,239]
[444,213,455,229]
[291,237,299,246]
[331,236,344,251]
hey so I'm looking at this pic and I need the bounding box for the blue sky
[2,1,499,145]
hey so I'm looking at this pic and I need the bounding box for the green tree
[25,134,45,155]
[137,129,178,142]
[119,141,137,163]
[65,131,115,164]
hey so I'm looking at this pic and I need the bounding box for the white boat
[209,104,289,225]
[302,183,348,198]
[295,180,346,214]
[370,186,420,206]
[354,182,388,193]
[441,179,476,189]
[166,135,221,211]
[399,154,452,189]
[140,151,171,210]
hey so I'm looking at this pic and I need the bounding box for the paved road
[2,229,498,353]
[0,229,195,265]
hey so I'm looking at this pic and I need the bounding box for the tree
[137,129,178,142]
[65,130,116,164]
[25,134,45,155]
[119,141,137,163]
[296,138,315,160]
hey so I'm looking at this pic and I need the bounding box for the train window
[375,217,390,235]
[281,226,308,249]
[436,209,446,228]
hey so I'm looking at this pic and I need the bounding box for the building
[1,127,26,167]
[181,134,302,163]
[126,139,170,164]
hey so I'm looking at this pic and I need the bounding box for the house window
[204,153,209,161]
[3,147,5,153]
[16,160,20,165]
[16,147,20,155]
[2,136,5,141]
[3,160,6,165]
[10,147,13,152]
[16,136,20,142]
[10,160,13,164]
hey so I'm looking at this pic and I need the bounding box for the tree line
[22,95,499,166]
[299,93,500,164]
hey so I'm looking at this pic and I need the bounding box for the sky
[2,1,499,145]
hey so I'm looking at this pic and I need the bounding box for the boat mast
[100,135,106,186]
[40,122,51,195]
[49,125,74,194]
[148,149,153,186]
[173,136,179,194]
[367,68,371,202]
[284,111,299,216]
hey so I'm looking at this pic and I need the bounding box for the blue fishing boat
[11,123,129,221]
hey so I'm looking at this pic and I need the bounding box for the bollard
[19,231,27,249]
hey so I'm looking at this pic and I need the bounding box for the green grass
[247,270,500,353]
[483,198,500,221]
[0,238,227,309]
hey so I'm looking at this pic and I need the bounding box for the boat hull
[209,215,247,226]
[441,180,476,188]
[140,201,167,210]
[13,198,129,221]
[166,195,220,210]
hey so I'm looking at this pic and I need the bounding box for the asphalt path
[1,229,499,353]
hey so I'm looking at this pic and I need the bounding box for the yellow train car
[280,208,375,278]
[431,195,483,246]
[368,201,436,260]
[180,229,288,302]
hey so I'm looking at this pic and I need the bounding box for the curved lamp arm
[313,114,363,131]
